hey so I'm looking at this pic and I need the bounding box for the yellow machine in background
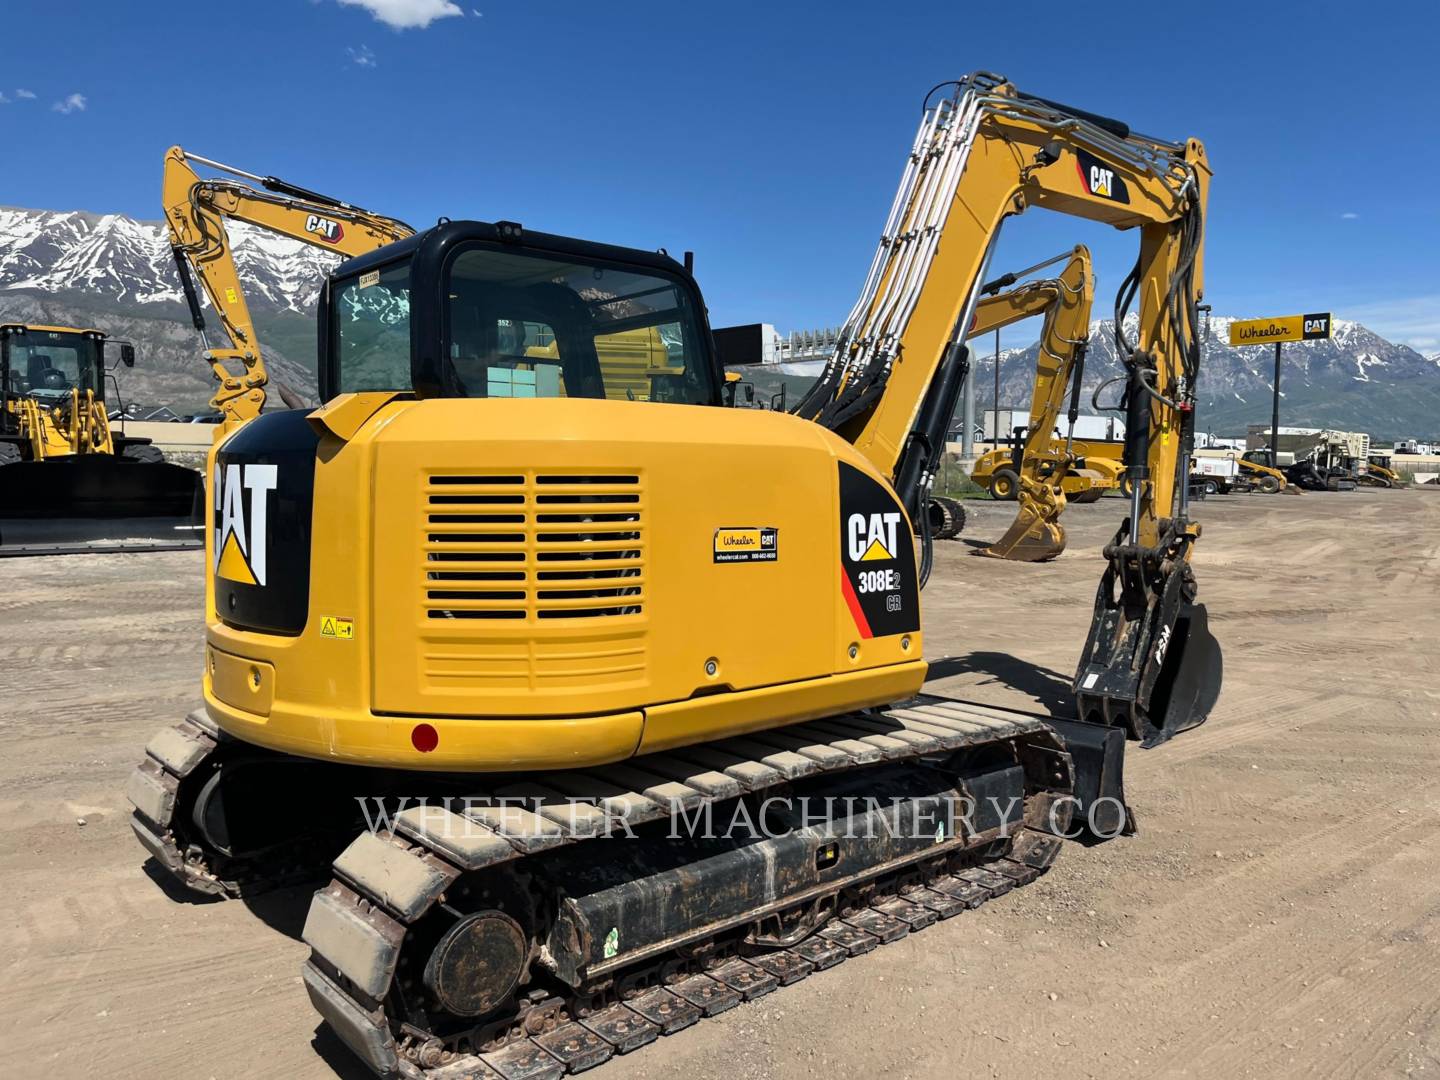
[960,246,1107,560]
[1361,452,1403,488]
[131,75,1221,1080]
[4,325,116,460]
[1236,454,1287,492]
[162,147,416,431]
[0,323,204,554]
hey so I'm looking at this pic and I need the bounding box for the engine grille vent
[423,473,644,621]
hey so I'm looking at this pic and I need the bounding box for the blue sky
[3,0,1437,351]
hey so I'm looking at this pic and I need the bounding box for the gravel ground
[1,487,1437,1079]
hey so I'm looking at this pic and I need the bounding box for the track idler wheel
[1141,600,1223,748]
[424,910,529,1017]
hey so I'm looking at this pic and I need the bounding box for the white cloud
[15,89,35,99]
[1340,212,1359,220]
[1344,294,1440,353]
[336,0,463,29]
[0,93,9,105]
[347,44,377,67]
[51,93,87,114]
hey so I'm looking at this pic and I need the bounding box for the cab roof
[0,323,106,338]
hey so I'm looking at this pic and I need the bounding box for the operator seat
[27,354,66,390]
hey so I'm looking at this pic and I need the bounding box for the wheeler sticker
[713,526,778,563]
[838,462,919,639]
[1075,148,1130,204]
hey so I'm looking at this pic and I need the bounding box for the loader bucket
[977,492,1067,561]
[1141,600,1223,748]
[0,456,205,556]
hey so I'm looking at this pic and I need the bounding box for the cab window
[443,247,716,404]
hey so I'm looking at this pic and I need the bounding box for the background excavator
[0,323,205,554]
[161,147,415,432]
[960,246,1101,560]
[130,74,1221,1080]
[966,250,1126,525]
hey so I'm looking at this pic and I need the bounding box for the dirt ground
[2,488,1437,1079]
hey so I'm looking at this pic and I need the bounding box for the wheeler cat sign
[1228,313,1333,346]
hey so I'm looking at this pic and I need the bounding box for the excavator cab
[326,231,720,407]
[0,324,205,555]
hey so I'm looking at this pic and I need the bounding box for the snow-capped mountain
[986,316,1440,439]
[1,203,1437,436]
[0,205,343,408]
[0,206,339,314]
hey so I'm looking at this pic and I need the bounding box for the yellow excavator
[965,248,1126,540]
[161,147,415,431]
[960,246,1104,560]
[131,74,1220,1079]
[0,323,205,554]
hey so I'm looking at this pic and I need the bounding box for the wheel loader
[130,73,1223,1079]
[0,323,204,554]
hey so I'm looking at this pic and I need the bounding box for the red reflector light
[411,723,439,753]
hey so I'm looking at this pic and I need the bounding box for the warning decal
[320,616,355,640]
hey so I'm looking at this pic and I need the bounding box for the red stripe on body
[840,567,873,639]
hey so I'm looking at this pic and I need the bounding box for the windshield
[332,246,717,404]
[3,329,103,399]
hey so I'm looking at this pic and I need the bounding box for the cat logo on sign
[213,462,277,586]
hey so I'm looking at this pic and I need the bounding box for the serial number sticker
[713,526,778,563]
[320,616,354,640]
[224,287,239,305]
[358,270,380,289]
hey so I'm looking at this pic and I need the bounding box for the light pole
[993,327,1001,445]
[1271,341,1282,470]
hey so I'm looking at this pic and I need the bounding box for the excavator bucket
[1074,532,1225,748]
[977,486,1066,561]
[1144,600,1223,746]
[978,505,1066,561]
[0,456,205,556]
